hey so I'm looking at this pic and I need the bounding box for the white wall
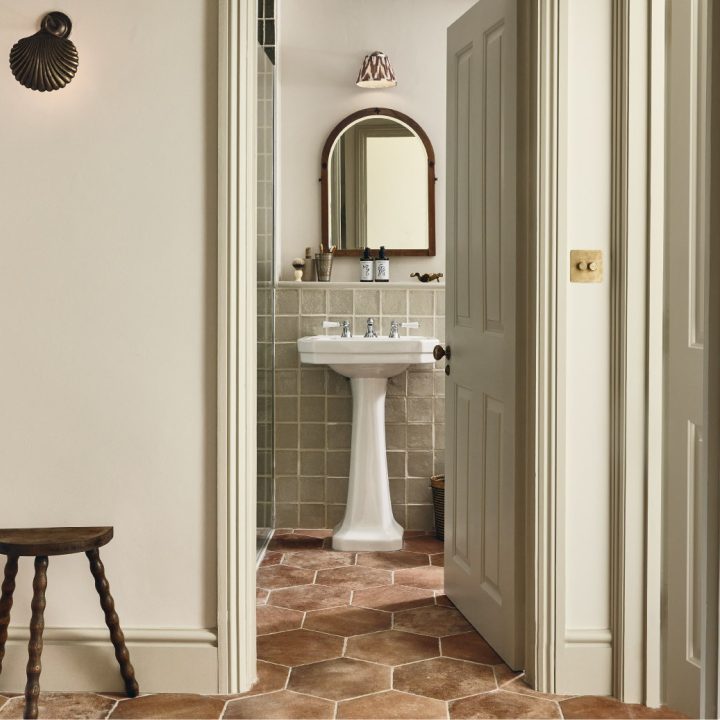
[556,0,613,693]
[277,0,475,282]
[0,0,218,691]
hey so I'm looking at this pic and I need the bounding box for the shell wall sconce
[10,11,79,92]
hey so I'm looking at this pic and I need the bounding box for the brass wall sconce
[10,11,79,92]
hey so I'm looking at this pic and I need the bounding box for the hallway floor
[0,530,685,719]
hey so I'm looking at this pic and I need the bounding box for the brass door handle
[433,344,451,361]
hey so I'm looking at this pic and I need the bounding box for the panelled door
[664,1,711,716]
[445,0,521,669]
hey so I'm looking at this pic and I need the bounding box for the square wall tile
[299,503,326,528]
[300,397,326,422]
[277,288,299,314]
[300,423,326,449]
[328,289,354,315]
[275,315,299,342]
[301,288,327,314]
[354,289,380,315]
[326,477,349,503]
[381,290,408,316]
[407,505,435,531]
[327,423,352,450]
[276,503,299,527]
[300,477,325,502]
[276,476,299,502]
[408,290,434,316]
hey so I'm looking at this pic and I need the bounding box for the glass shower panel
[256,0,276,556]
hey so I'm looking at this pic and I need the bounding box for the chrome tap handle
[364,318,377,338]
[323,319,352,338]
[389,320,400,338]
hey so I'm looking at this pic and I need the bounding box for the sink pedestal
[332,377,404,551]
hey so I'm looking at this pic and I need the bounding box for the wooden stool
[0,527,139,719]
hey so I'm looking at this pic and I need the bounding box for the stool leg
[86,549,139,697]
[0,555,19,674]
[24,556,48,720]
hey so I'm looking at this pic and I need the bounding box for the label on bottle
[360,260,374,282]
[374,259,389,282]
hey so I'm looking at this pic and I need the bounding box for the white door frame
[216,0,259,695]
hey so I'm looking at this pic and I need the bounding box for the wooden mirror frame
[320,107,437,256]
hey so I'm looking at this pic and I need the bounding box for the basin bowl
[297,334,440,550]
[297,335,439,378]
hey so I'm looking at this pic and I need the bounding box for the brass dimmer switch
[570,250,603,283]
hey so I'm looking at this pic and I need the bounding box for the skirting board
[0,627,218,694]
[556,629,613,695]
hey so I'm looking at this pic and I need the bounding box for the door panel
[446,0,520,669]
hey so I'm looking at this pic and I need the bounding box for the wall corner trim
[217,0,258,695]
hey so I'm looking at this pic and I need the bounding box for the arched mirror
[321,108,436,256]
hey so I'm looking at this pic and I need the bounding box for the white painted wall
[556,0,613,693]
[277,0,475,282]
[0,0,218,690]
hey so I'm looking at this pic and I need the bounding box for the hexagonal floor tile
[352,584,435,612]
[257,629,343,666]
[337,690,447,719]
[356,551,430,570]
[450,690,562,719]
[394,604,473,637]
[110,694,226,719]
[269,534,325,551]
[316,565,392,589]
[0,693,116,720]
[303,605,391,636]
[441,632,502,664]
[256,588,269,606]
[269,584,350,611]
[403,536,444,554]
[294,529,333,538]
[435,594,455,607]
[558,696,637,719]
[495,663,524,686]
[257,605,304,635]
[226,661,289,698]
[288,657,391,700]
[283,549,356,570]
[260,550,284,566]
[394,656,496,700]
[224,690,334,719]
[503,678,574,702]
[394,566,445,592]
[257,564,315,590]
[346,629,439,665]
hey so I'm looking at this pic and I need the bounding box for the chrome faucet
[323,319,352,338]
[388,320,419,338]
[364,318,377,338]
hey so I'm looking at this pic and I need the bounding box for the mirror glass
[323,111,435,255]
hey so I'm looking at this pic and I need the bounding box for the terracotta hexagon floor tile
[450,690,561,719]
[260,550,284,566]
[256,588,269,605]
[257,629,344,666]
[257,605,304,635]
[403,536,444,554]
[494,663,524,686]
[352,584,435,612]
[288,657,391,700]
[503,678,572,702]
[0,693,116,720]
[230,661,289,697]
[268,584,351,611]
[269,534,325,551]
[110,694,226,719]
[435,594,455,607]
[430,553,444,566]
[257,564,316,590]
[629,704,688,719]
[282,549,356,570]
[441,632,503,664]
[315,565,392,590]
[303,605,391,636]
[394,604,474,637]
[345,629,439,665]
[559,696,636,719]
[337,690,447,719]
[356,551,430,570]
[224,690,334,719]
[394,657,496,701]
[394,566,445,592]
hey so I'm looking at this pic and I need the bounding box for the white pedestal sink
[297,334,439,551]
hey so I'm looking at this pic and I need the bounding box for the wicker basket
[430,474,445,541]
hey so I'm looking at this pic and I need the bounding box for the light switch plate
[570,250,603,283]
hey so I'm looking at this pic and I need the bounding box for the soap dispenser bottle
[360,247,374,282]
[374,246,390,282]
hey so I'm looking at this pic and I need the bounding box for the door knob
[433,344,451,361]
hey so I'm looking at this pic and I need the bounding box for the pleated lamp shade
[356,51,397,88]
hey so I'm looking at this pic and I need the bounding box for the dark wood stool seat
[0,527,113,557]
[0,527,138,719]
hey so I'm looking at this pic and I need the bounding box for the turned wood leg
[24,556,48,720]
[0,555,19,674]
[86,549,139,697]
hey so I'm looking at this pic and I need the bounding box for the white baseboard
[556,629,613,695]
[0,627,218,694]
